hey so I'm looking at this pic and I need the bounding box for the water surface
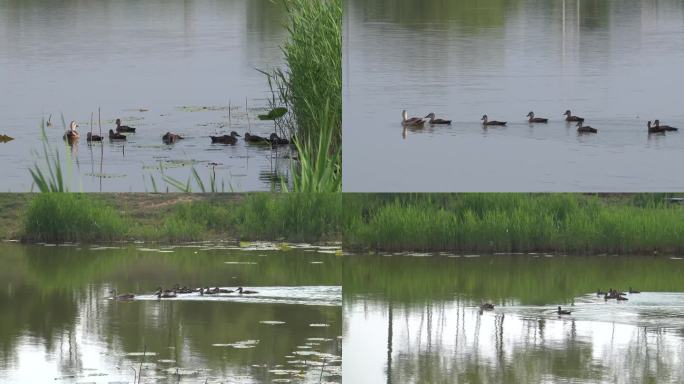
[0,0,290,192]
[0,242,341,383]
[343,0,684,191]
[343,253,684,383]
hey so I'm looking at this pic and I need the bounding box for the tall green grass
[344,194,684,254]
[264,0,342,192]
[24,194,128,242]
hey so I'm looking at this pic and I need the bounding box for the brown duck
[244,132,270,143]
[163,132,184,144]
[62,121,80,143]
[115,118,136,133]
[527,111,548,123]
[563,110,584,122]
[86,132,103,142]
[481,115,506,126]
[654,119,679,132]
[576,122,597,133]
[210,131,240,144]
[647,121,666,134]
[109,129,127,140]
[402,110,425,127]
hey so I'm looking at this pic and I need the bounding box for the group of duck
[477,286,641,316]
[62,118,290,147]
[401,109,680,134]
[109,284,259,301]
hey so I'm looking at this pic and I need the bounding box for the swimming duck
[244,132,270,143]
[109,129,127,140]
[86,132,103,142]
[63,121,80,142]
[481,115,507,126]
[424,113,451,125]
[155,287,177,298]
[480,303,495,310]
[210,131,240,144]
[237,287,258,294]
[647,121,666,134]
[527,111,548,123]
[563,110,585,122]
[109,289,135,301]
[628,287,641,294]
[557,306,572,315]
[162,132,184,144]
[401,110,425,127]
[269,133,290,145]
[654,119,679,132]
[576,122,597,133]
[115,119,136,133]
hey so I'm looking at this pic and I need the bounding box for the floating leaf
[258,107,288,120]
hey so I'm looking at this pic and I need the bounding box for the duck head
[237,287,243,293]
[230,131,241,137]
[115,118,121,126]
[481,115,488,122]
[576,122,583,128]
[402,110,408,121]
[563,110,571,116]
[654,119,660,127]
[526,111,534,118]
[69,121,79,132]
[424,113,435,119]
[647,121,652,128]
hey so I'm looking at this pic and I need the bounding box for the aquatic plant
[29,120,67,192]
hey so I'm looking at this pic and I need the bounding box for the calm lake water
[343,0,684,192]
[0,242,342,383]
[343,254,684,383]
[0,0,291,192]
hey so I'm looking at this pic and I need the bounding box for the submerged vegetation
[343,194,684,254]
[264,0,342,192]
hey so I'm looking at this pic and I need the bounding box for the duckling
[647,121,666,134]
[526,111,548,123]
[401,110,425,127]
[654,119,679,132]
[63,121,80,142]
[480,303,495,310]
[424,113,451,125]
[86,132,103,142]
[269,133,290,145]
[237,287,258,294]
[115,118,136,133]
[481,115,507,126]
[628,286,641,294]
[162,132,184,144]
[557,306,572,315]
[210,131,240,145]
[244,132,270,143]
[576,122,597,133]
[109,129,127,141]
[109,289,135,301]
[563,110,584,122]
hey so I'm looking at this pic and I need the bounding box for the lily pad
[258,107,288,120]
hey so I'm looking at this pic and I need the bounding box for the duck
[526,111,548,123]
[214,287,234,294]
[244,132,270,143]
[576,122,597,133]
[654,119,679,132]
[628,287,641,294]
[109,289,135,301]
[557,306,572,315]
[401,110,425,127]
[647,121,666,134]
[481,115,507,126]
[424,113,451,125]
[155,287,177,298]
[115,118,136,133]
[109,129,127,140]
[269,133,290,145]
[162,132,184,144]
[210,131,240,144]
[237,287,258,294]
[86,132,103,142]
[480,303,495,310]
[563,110,585,122]
[63,121,80,142]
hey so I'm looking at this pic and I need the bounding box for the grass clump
[24,194,128,242]
[343,193,684,254]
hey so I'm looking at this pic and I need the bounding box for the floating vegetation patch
[212,339,259,349]
[176,105,231,112]
[84,172,126,179]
